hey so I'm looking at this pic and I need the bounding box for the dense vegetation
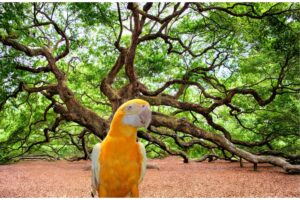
[0,3,299,173]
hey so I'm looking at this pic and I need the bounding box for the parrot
[91,99,152,197]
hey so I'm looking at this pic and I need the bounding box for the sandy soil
[0,157,299,197]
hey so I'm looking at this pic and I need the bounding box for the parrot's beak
[139,105,152,128]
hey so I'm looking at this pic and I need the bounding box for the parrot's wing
[91,143,101,197]
[138,142,147,183]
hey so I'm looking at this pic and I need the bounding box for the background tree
[0,2,299,173]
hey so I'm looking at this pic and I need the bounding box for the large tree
[0,2,299,173]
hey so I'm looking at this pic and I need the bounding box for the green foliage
[0,2,299,163]
[69,3,116,26]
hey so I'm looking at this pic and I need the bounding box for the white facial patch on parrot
[122,104,152,128]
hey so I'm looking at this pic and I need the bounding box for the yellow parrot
[91,99,152,197]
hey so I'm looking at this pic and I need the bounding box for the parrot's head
[112,99,152,129]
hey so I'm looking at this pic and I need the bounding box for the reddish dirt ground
[0,156,299,197]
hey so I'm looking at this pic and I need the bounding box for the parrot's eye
[127,105,133,111]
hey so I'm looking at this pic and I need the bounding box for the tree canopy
[0,2,299,173]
